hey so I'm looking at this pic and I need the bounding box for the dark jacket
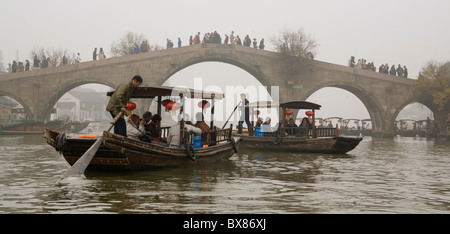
[106,81,133,116]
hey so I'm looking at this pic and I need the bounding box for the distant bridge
[0,43,447,136]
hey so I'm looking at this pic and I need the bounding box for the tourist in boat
[167,116,202,147]
[106,75,143,137]
[255,117,263,127]
[147,114,166,142]
[142,111,152,133]
[298,117,312,135]
[261,117,272,133]
[126,114,145,141]
[286,118,298,135]
[194,112,211,143]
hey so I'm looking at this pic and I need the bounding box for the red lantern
[166,102,175,110]
[171,102,180,111]
[285,109,293,115]
[126,102,136,110]
[305,111,313,116]
[161,99,172,107]
[198,100,210,109]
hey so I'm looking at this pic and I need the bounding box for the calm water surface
[0,134,449,213]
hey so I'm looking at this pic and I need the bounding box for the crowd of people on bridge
[348,56,409,78]
[182,30,265,49]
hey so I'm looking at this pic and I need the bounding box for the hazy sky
[1,0,448,120]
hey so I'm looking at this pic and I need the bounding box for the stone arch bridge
[0,44,446,136]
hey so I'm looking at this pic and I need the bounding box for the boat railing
[181,125,233,146]
[248,126,337,137]
[160,126,171,138]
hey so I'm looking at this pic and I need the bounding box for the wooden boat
[395,119,418,137]
[237,101,362,154]
[340,118,362,136]
[44,86,241,171]
[2,120,90,135]
[360,119,372,136]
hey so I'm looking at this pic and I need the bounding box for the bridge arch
[38,79,115,120]
[302,80,386,133]
[155,48,272,96]
[0,91,32,120]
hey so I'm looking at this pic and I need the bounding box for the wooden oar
[57,111,124,184]
[222,101,241,129]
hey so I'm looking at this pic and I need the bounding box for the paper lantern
[198,100,210,113]
[126,102,136,110]
[171,102,180,110]
[161,99,172,107]
[305,111,314,116]
[198,100,210,109]
[285,109,293,118]
[126,102,136,115]
[167,102,180,116]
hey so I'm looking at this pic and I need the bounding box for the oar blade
[57,136,103,183]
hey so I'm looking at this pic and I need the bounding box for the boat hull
[43,129,240,171]
[238,134,362,154]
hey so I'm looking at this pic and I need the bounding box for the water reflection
[0,135,449,213]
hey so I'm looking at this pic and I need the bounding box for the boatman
[106,75,143,136]
[237,93,250,134]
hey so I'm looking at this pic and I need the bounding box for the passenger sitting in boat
[167,115,202,147]
[147,114,166,142]
[261,117,272,134]
[263,117,271,125]
[126,114,146,141]
[286,118,298,135]
[194,112,212,143]
[299,117,311,135]
[255,117,263,127]
[142,111,152,133]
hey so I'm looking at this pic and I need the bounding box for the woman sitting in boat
[298,117,312,136]
[167,115,202,147]
[255,117,263,127]
[194,112,214,144]
[147,114,166,143]
[261,117,272,135]
[126,114,147,141]
[286,118,298,135]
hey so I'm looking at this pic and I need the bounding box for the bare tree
[30,47,75,67]
[110,31,164,57]
[271,27,318,59]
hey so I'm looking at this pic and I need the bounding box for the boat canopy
[246,101,321,110]
[107,86,224,99]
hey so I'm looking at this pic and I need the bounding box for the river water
[0,134,449,214]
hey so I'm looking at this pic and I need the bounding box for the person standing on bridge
[93,48,97,61]
[106,75,143,137]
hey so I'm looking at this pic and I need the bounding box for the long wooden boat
[44,86,241,171]
[44,128,241,171]
[238,101,362,154]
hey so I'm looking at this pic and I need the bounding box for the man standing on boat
[106,75,143,137]
[237,93,250,134]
